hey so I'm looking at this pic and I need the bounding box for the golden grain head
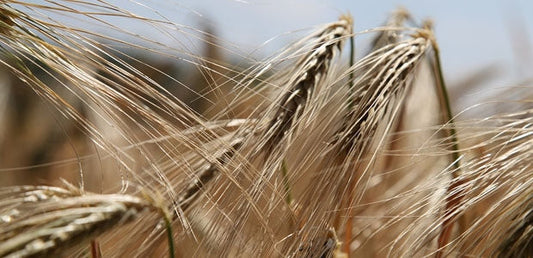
[0,2,531,257]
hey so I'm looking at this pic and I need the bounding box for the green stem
[432,43,460,173]
[348,34,355,110]
[164,216,175,258]
[431,37,465,258]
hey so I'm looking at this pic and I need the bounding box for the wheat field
[0,1,531,257]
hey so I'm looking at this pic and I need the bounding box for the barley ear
[0,185,160,257]
[264,15,353,152]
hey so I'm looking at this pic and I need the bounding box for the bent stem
[428,31,464,258]
[342,31,356,257]
[431,41,460,170]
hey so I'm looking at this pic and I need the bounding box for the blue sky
[171,0,533,82]
[20,0,533,83]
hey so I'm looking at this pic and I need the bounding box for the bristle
[0,2,532,257]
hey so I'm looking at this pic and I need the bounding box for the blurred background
[23,0,533,81]
[2,0,532,188]
[121,0,533,82]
